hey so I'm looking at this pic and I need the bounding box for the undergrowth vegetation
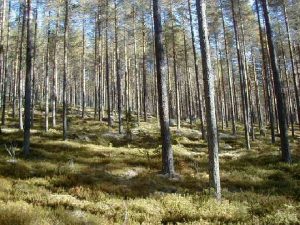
[0,109,299,224]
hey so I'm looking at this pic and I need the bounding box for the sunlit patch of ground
[0,108,299,224]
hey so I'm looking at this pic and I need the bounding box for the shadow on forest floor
[0,109,299,224]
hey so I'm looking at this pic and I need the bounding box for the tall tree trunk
[114,0,122,133]
[44,9,50,132]
[183,33,192,126]
[23,0,32,155]
[133,5,140,126]
[255,0,275,141]
[31,6,37,128]
[52,9,58,127]
[196,0,221,200]
[81,16,86,118]
[281,43,295,137]
[142,15,147,122]
[0,0,6,110]
[106,0,111,127]
[251,52,263,135]
[171,3,180,129]
[124,26,129,115]
[231,0,250,150]
[18,3,26,130]
[94,15,98,119]
[261,0,291,163]
[219,0,236,135]
[283,2,300,128]
[187,0,205,138]
[153,0,175,177]
[63,0,68,140]
[1,0,10,126]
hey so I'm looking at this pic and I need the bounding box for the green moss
[0,111,298,224]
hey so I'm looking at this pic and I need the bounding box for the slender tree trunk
[187,0,205,138]
[52,9,58,127]
[251,53,263,135]
[142,15,147,122]
[219,0,236,135]
[30,7,37,128]
[171,3,180,129]
[0,0,6,110]
[18,3,26,130]
[196,0,221,200]
[283,2,300,128]
[81,17,86,119]
[133,5,140,126]
[124,26,129,115]
[114,0,122,133]
[23,0,32,155]
[261,0,291,163]
[255,0,275,141]
[231,0,250,150]
[1,0,10,126]
[63,0,68,140]
[281,43,295,138]
[153,0,175,177]
[106,0,111,127]
[44,9,50,132]
[183,33,192,126]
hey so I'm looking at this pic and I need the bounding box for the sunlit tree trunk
[170,2,180,129]
[261,0,291,163]
[196,0,221,200]
[30,7,37,128]
[183,33,192,126]
[52,9,58,127]
[153,0,175,177]
[114,0,122,133]
[133,5,140,126]
[187,0,205,139]
[105,0,112,127]
[1,1,10,126]
[81,16,86,119]
[282,2,300,128]
[63,0,68,140]
[231,0,250,150]
[219,0,236,135]
[18,3,26,130]
[44,9,50,132]
[255,0,275,141]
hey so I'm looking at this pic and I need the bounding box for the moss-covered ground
[0,108,299,224]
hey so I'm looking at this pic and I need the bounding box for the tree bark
[219,0,236,135]
[52,9,58,127]
[23,0,32,155]
[1,0,10,126]
[261,0,291,163]
[283,2,300,128]
[231,0,250,149]
[170,2,180,129]
[153,0,175,177]
[44,9,50,132]
[63,0,68,140]
[187,0,205,139]
[81,16,86,119]
[18,3,26,130]
[196,0,221,200]
[106,0,112,127]
[114,0,122,133]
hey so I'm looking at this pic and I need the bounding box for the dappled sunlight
[0,113,299,224]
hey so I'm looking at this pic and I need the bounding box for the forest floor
[0,108,299,225]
